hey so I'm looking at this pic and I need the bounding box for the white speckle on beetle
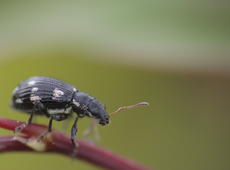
[31,87,39,92]
[15,98,23,103]
[30,95,41,102]
[28,80,36,85]
[88,96,94,100]
[12,87,19,94]
[87,112,93,117]
[53,88,64,98]
[73,88,77,92]
[64,107,72,114]
[73,99,80,107]
[47,109,65,114]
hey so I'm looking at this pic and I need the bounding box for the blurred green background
[0,1,230,170]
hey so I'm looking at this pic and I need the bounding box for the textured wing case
[12,76,77,114]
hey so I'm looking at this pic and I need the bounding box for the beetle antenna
[110,101,149,115]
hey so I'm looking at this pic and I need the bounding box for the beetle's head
[72,92,110,125]
[87,100,110,125]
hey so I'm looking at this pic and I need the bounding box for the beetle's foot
[71,142,79,157]
[36,130,51,142]
[14,123,28,134]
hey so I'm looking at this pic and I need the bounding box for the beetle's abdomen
[12,76,77,114]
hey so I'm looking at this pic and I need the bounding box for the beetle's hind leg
[15,101,44,133]
[15,111,34,133]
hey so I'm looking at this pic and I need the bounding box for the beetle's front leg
[71,116,79,154]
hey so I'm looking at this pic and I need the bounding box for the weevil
[12,76,109,148]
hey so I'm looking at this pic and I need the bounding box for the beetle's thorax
[71,92,92,116]
[72,92,109,125]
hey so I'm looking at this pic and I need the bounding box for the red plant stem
[0,118,150,170]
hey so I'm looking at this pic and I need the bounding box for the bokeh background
[0,1,230,170]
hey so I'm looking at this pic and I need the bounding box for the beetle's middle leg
[15,101,45,133]
[37,114,68,141]
[37,117,53,141]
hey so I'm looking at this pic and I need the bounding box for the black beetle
[12,76,109,147]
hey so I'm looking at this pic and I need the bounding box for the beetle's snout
[99,115,110,126]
